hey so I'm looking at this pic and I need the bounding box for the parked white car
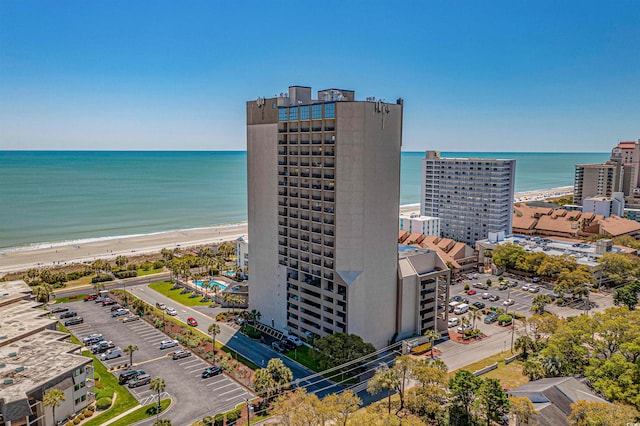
[160,339,179,350]
[287,335,304,347]
[448,318,459,328]
[503,299,515,306]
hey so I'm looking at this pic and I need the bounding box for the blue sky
[1,1,638,151]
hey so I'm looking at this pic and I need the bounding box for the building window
[324,103,335,118]
[289,107,299,121]
[299,105,310,120]
[312,104,323,119]
[279,108,288,121]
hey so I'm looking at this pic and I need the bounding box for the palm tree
[423,329,441,360]
[522,358,545,381]
[124,344,138,367]
[43,388,66,425]
[34,283,54,303]
[115,255,128,271]
[150,377,166,422]
[469,308,482,329]
[92,259,105,275]
[367,364,400,414]
[92,281,105,294]
[208,323,220,353]
[201,281,210,296]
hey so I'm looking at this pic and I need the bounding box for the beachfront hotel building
[246,86,403,348]
[420,151,515,246]
[399,213,440,236]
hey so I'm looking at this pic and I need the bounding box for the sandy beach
[0,189,572,275]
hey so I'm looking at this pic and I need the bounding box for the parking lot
[57,298,255,425]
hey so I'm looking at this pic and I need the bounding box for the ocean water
[0,151,608,250]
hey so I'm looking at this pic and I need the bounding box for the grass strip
[55,294,88,304]
[450,350,529,389]
[137,267,164,276]
[149,280,211,306]
[108,399,171,426]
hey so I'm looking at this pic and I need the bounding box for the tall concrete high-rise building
[421,151,515,245]
[246,86,403,348]
[573,162,623,205]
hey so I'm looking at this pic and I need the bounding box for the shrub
[127,263,138,271]
[464,284,470,291]
[225,408,240,423]
[87,405,95,412]
[140,261,153,271]
[77,413,85,420]
[114,270,138,279]
[73,418,81,425]
[96,388,114,399]
[497,314,513,325]
[91,274,113,284]
[83,409,93,417]
[556,298,565,305]
[486,279,492,286]
[498,276,504,281]
[96,397,112,410]
[213,414,224,426]
[65,422,73,426]
[153,260,165,269]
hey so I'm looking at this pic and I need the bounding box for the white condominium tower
[421,151,515,245]
[246,86,403,348]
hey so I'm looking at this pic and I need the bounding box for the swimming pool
[193,280,228,291]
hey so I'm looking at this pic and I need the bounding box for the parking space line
[179,358,201,366]
[184,363,205,370]
[207,380,234,389]
[226,392,251,402]
[219,387,243,397]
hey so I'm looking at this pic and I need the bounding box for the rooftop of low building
[0,300,58,347]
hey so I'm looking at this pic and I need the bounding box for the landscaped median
[449,350,528,389]
[108,398,171,426]
[57,322,140,426]
[148,280,211,306]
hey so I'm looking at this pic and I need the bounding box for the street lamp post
[505,290,511,315]
[245,398,251,426]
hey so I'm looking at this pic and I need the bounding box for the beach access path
[0,188,571,275]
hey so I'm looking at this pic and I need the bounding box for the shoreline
[0,188,573,275]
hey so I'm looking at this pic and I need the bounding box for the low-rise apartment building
[0,281,93,426]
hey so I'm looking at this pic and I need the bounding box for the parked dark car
[451,295,463,302]
[60,311,77,319]
[64,317,84,326]
[50,306,69,314]
[472,301,486,310]
[102,299,117,306]
[110,305,123,312]
[280,339,296,351]
[118,369,146,385]
[201,366,222,378]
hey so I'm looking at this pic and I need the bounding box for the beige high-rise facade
[246,86,403,348]
[573,162,623,205]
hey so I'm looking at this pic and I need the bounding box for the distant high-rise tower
[246,86,403,348]
[421,151,515,245]
[573,162,623,205]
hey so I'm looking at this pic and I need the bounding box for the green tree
[474,378,510,426]
[469,308,482,329]
[515,252,547,274]
[599,252,639,287]
[522,357,545,381]
[367,363,400,414]
[509,396,537,426]
[536,254,577,279]
[569,400,639,426]
[449,370,481,423]
[531,294,552,315]
[208,322,220,353]
[33,283,54,303]
[254,358,293,402]
[555,266,594,299]
[613,283,639,310]
[150,377,166,422]
[43,388,66,424]
[124,344,138,367]
[152,419,173,426]
[423,329,441,360]
[312,333,376,372]
[492,242,525,269]
[329,390,361,426]
[514,336,535,359]
[115,255,128,270]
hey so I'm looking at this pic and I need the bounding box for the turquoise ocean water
[0,151,608,250]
